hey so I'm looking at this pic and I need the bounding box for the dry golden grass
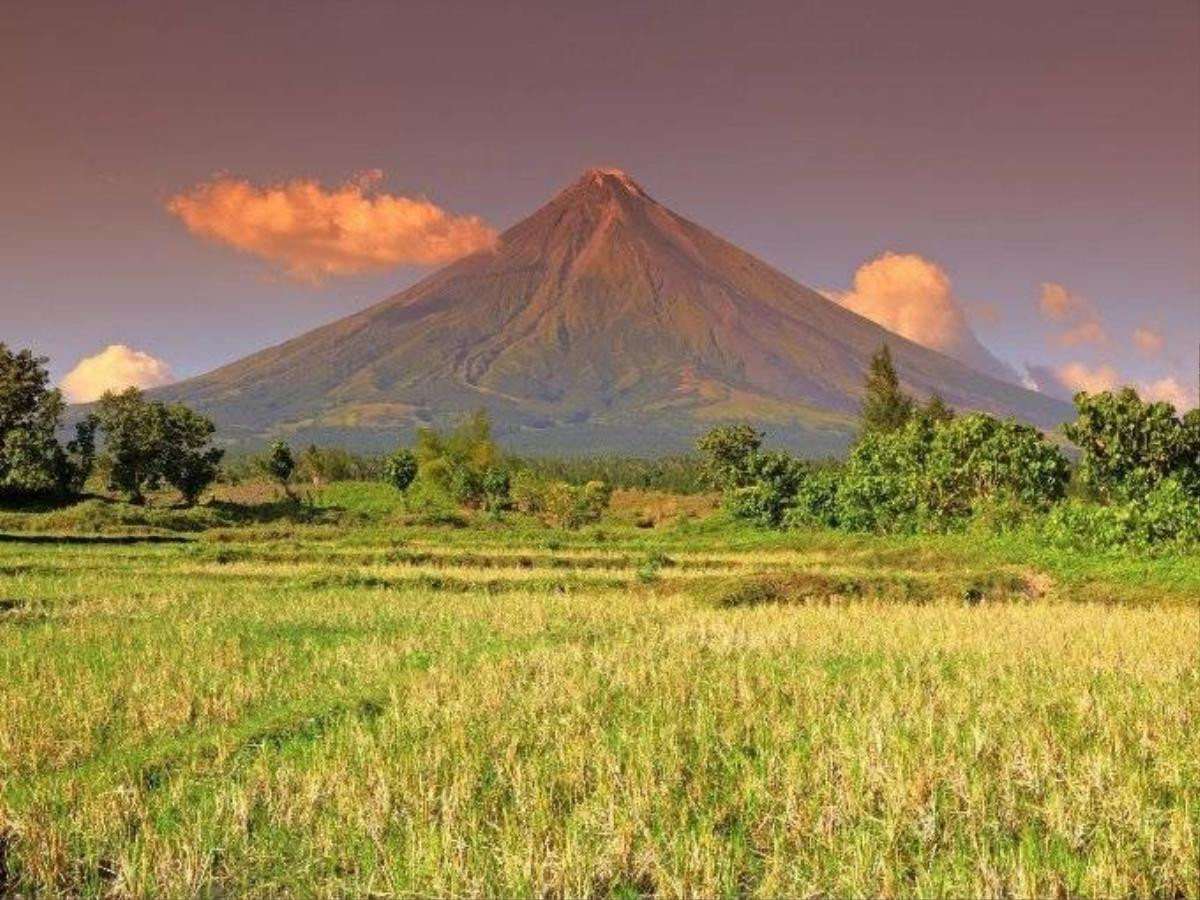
[0,520,1196,897]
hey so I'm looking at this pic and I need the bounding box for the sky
[3,0,1198,407]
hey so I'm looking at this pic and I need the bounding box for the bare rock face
[155,168,1068,453]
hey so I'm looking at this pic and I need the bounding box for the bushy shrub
[1064,388,1199,500]
[542,480,611,529]
[414,409,503,510]
[1041,479,1200,553]
[449,465,485,508]
[382,447,418,492]
[785,465,843,529]
[510,471,545,514]
[481,467,511,513]
[695,424,762,489]
[923,414,1070,525]
[836,420,931,533]
[725,450,807,527]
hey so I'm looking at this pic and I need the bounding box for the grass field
[1,485,1197,896]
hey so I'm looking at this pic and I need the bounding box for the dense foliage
[94,388,224,506]
[0,344,95,500]
[1063,387,1200,500]
[699,344,1197,551]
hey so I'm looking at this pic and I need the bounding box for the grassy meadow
[1,482,1197,897]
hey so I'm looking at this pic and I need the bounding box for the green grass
[0,493,1197,896]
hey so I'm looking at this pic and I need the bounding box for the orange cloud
[166,171,498,282]
[61,344,174,403]
[834,252,1017,382]
[1037,282,1109,348]
[1132,326,1165,355]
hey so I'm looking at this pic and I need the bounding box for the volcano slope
[156,169,1069,453]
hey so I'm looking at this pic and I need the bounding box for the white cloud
[61,344,174,403]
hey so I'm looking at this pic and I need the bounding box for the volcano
[156,168,1069,453]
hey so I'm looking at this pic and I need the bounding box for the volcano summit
[155,169,1069,453]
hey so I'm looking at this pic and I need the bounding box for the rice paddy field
[1,486,1198,897]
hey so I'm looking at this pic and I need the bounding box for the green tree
[413,409,503,509]
[0,344,94,499]
[924,414,1069,523]
[836,411,1069,534]
[383,447,418,493]
[95,388,163,504]
[481,466,512,513]
[95,388,222,506]
[837,421,930,533]
[159,404,223,505]
[859,344,914,436]
[695,424,762,489]
[260,440,296,496]
[725,450,808,527]
[1064,388,1199,501]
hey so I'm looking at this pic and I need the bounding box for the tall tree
[94,388,223,506]
[260,440,296,497]
[0,343,94,498]
[859,344,914,436]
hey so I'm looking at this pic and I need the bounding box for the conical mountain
[158,168,1069,453]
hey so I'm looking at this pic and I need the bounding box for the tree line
[0,344,223,505]
[4,339,1197,549]
[697,344,1200,551]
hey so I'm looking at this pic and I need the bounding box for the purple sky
[4,0,1197,403]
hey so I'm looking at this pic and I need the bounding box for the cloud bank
[833,252,1018,383]
[166,171,498,282]
[61,344,175,403]
[1026,361,1196,411]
